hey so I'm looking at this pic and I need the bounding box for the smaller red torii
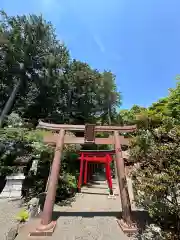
[78,150,115,195]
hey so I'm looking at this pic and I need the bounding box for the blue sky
[1,0,180,109]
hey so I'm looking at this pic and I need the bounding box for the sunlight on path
[16,180,132,239]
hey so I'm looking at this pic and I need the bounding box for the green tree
[99,71,121,125]
[166,81,180,121]
[149,98,168,115]
[117,105,146,125]
[61,61,120,125]
[0,11,69,126]
[0,11,121,206]
[125,83,180,239]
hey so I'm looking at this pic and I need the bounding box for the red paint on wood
[105,163,110,189]
[78,153,84,191]
[84,160,88,184]
[106,155,113,194]
[80,150,115,156]
[78,156,113,163]
[77,152,115,191]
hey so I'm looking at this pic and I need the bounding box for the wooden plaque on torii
[84,124,96,143]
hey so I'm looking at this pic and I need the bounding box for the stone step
[82,178,136,207]
[81,188,117,195]
[89,180,117,185]
[85,183,117,189]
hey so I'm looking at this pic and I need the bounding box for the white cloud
[93,34,105,53]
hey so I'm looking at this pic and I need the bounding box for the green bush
[56,173,77,202]
[130,124,180,239]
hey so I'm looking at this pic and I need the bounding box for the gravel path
[16,180,133,239]
[53,216,127,240]
[52,180,129,240]
[0,199,22,240]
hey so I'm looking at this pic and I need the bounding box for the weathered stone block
[0,174,25,199]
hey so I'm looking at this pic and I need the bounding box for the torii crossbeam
[30,122,137,236]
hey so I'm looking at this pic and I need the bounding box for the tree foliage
[0,12,120,202]
[0,11,120,126]
[118,84,180,239]
[0,11,70,126]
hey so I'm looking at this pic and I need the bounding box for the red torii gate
[78,150,115,195]
[29,122,137,236]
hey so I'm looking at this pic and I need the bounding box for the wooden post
[92,163,94,176]
[106,155,113,195]
[90,163,93,181]
[45,165,51,193]
[88,163,92,182]
[35,129,65,233]
[87,163,90,182]
[78,153,84,192]
[93,163,95,174]
[105,163,110,189]
[88,163,91,181]
[84,160,88,185]
[114,131,133,225]
[113,155,118,179]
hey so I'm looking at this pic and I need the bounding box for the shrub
[130,124,180,239]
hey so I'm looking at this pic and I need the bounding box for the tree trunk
[108,96,112,125]
[108,107,112,125]
[0,79,21,127]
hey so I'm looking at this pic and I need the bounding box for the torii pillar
[30,129,65,236]
[114,131,137,233]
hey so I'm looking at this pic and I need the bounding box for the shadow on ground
[52,210,151,230]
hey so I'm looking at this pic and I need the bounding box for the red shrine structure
[78,150,115,195]
[29,122,137,237]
